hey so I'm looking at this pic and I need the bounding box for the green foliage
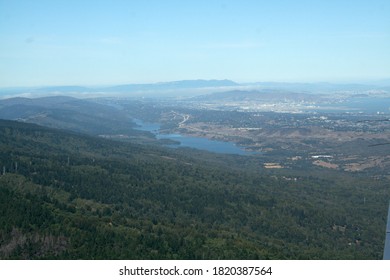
[0,119,389,259]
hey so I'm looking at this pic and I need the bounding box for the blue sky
[0,0,389,87]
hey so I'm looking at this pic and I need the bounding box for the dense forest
[0,119,389,259]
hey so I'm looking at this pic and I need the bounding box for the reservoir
[133,119,255,155]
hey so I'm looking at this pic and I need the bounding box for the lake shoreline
[132,118,258,155]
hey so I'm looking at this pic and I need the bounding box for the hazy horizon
[1,77,390,90]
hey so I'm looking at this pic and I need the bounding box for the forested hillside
[0,119,388,259]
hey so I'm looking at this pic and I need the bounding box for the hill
[0,119,388,259]
[0,96,149,137]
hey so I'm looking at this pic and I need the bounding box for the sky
[0,0,389,87]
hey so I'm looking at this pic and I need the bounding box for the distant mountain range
[106,79,239,92]
[0,79,389,98]
[0,80,239,97]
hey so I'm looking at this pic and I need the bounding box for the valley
[0,83,390,260]
[111,95,390,177]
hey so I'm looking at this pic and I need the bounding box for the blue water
[316,97,390,114]
[133,119,255,155]
[347,97,390,113]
